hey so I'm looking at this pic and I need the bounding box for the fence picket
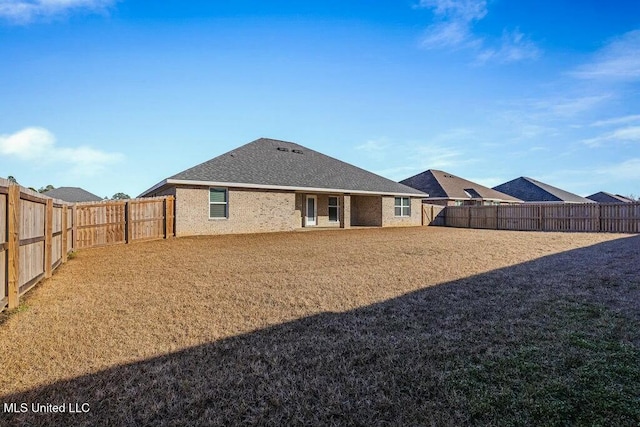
[0,178,174,312]
[443,202,640,233]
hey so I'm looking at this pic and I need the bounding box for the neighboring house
[586,192,634,204]
[400,169,522,206]
[493,177,594,203]
[43,187,103,203]
[140,138,427,236]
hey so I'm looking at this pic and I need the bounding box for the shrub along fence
[0,178,174,312]
[443,202,640,233]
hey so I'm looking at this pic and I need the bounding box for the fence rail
[443,202,640,233]
[0,178,174,312]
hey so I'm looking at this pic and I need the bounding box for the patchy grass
[0,227,638,426]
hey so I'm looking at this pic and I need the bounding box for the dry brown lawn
[1,227,638,426]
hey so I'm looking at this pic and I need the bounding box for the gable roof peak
[141,137,426,197]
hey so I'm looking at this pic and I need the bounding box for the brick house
[140,138,427,236]
[586,192,634,204]
[493,177,594,204]
[400,169,522,206]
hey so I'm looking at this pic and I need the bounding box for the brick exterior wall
[174,186,299,236]
[381,196,423,227]
[351,195,382,226]
[341,195,351,228]
[149,185,422,235]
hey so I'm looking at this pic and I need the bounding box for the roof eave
[138,179,169,198]
[425,196,523,203]
[156,179,426,197]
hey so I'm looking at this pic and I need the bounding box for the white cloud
[422,21,479,50]
[582,126,640,147]
[417,0,486,50]
[0,0,116,23]
[597,158,640,180]
[416,0,487,21]
[517,94,612,119]
[355,139,391,161]
[413,144,464,169]
[416,0,540,64]
[590,114,640,127]
[549,95,612,117]
[475,29,541,64]
[354,133,479,180]
[0,127,123,176]
[570,30,640,81]
[0,127,55,159]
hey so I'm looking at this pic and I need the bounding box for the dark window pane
[395,207,402,216]
[329,206,338,221]
[210,204,226,218]
[210,189,226,203]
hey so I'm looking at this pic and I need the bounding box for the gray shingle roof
[400,170,522,202]
[493,177,594,203]
[586,192,634,203]
[143,138,426,196]
[43,187,103,203]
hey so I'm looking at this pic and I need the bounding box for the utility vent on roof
[277,147,289,152]
[292,149,303,154]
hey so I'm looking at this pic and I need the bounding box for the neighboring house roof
[140,138,426,197]
[400,169,522,203]
[43,187,103,203]
[586,192,635,204]
[493,177,594,203]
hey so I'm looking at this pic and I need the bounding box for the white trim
[208,187,228,219]
[328,196,340,223]
[139,179,427,198]
[394,196,411,217]
[305,195,317,226]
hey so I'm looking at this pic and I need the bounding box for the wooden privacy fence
[422,204,446,226]
[75,197,174,249]
[444,202,640,233]
[0,178,174,312]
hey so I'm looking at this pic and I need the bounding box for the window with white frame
[394,197,411,217]
[328,196,339,222]
[209,188,228,218]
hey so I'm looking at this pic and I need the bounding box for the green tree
[112,192,131,200]
[38,184,55,193]
[7,175,17,183]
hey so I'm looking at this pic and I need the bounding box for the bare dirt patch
[1,227,638,425]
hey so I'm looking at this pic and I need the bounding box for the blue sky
[1,0,639,198]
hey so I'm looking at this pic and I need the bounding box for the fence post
[61,205,68,263]
[125,200,132,244]
[72,204,77,251]
[164,197,174,238]
[7,184,20,309]
[494,205,499,230]
[598,204,602,232]
[44,198,53,279]
[468,207,472,228]
[539,205,544,231]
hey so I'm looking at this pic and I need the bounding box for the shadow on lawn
[2,236,640,426]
